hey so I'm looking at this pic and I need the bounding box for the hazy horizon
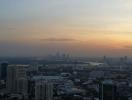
[1,0,132,57]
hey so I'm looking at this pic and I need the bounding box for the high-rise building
[28,76,55,100]
[6,65,16,92]
[17,77,28,95]
[35,81,53,100]
[0,61,8,80]
[99,80,117,100]
[6,65,28,94]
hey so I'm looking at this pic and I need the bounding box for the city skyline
[1,0,132,57]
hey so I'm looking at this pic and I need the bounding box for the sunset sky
[0,0,132,57]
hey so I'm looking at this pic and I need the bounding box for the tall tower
[99,80,117,100]
[17,77,28,95]
[6,65,28,94]
[35,81,53,100]
[0,61,8,80]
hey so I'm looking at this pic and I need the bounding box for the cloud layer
[41,38,77,42]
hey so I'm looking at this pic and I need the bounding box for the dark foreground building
[99,80,117,100]
[0,61,8,80]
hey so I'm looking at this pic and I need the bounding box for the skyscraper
[35,81,53,100]
[28,76,61,100]
[99,80,117,100]
[17,77,28,95]
[6,65,28,94]
[0,61,8,80]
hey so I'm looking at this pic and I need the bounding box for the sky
[0,0,132,57]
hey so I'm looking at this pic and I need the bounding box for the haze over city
[1,1,132,100]
[1,0,132,57]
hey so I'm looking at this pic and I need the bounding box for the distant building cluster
[0,56,132,100]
